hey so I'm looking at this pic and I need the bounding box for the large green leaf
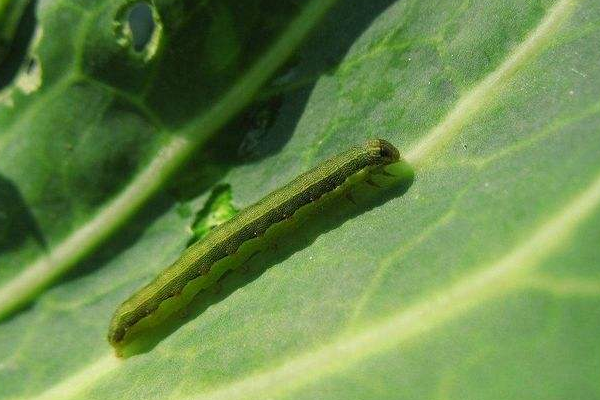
[1,0,600,399]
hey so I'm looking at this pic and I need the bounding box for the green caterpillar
[108,139,401,348]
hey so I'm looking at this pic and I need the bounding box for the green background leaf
[1,0,599,399]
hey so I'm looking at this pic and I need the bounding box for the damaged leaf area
[189,185,238,244]
[1,0,600,400]
[113,1,162,60]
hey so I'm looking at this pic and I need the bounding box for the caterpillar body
[108,139,401,348]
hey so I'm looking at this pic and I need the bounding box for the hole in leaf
[114,1,162,60]
[188,185,238,246]
[127,2,154,52]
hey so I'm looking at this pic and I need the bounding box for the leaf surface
[1,0,599,399]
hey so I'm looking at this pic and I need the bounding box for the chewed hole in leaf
[128,2,154,52]
[115,1,162,60]
[188,185,238,245]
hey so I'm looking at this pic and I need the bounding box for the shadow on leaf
[0,174,46,254]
